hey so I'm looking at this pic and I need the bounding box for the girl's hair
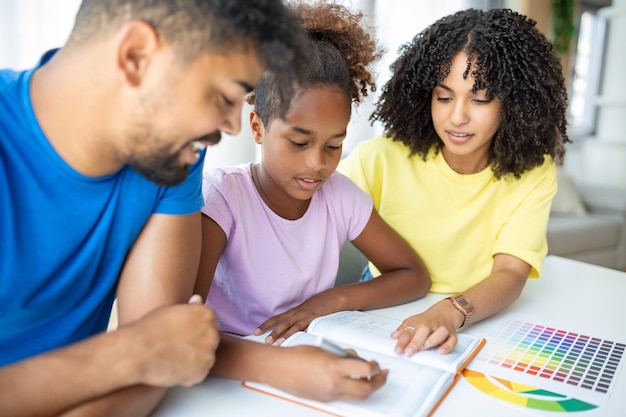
[373,8,570,179]
[249,0,382,126]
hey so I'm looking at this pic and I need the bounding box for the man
[0,1,385,416]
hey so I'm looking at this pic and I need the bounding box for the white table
[151,256,626,416]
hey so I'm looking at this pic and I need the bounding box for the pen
[315,336,368,362]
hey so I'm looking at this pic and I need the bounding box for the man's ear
[116,20,160,87]
[249,110,265,145]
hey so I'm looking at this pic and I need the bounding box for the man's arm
[59,212,213,417]
[0,297,218,417]
[116,212,202,320]
[0,325,144,417]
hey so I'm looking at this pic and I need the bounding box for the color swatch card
[465,317,625,413]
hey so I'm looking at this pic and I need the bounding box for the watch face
[454,295,473,314]
[449,295,473,329]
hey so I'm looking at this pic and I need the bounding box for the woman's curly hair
[372,8,570,179]
[249,0,382,126]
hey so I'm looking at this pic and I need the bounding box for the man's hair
[69,0,309,114]
[249,0,381,126]
[373,8,570,179]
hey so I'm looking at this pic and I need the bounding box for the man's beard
[129,148,190,187]
[127,132,219,187]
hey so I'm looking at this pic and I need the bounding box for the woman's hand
[391,299,464,356]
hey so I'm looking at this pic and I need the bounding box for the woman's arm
[392,253,530,356]
[194,214,227,299]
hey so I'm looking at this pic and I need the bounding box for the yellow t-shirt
[338,135,556,293]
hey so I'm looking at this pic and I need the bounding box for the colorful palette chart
[463,369,597,412]
[474,320,625,394]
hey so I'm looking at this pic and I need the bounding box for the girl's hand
[268,345,388,401]
[253,291,345,345]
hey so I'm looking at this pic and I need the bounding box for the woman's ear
[249,110,265,145]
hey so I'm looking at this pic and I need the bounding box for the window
[567,2,608,138]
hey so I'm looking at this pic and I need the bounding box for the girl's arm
[194,214,228,299]
[192,214,393,403]
[211,333,388,401]
[347,208,432,305]
[256,208,431,344]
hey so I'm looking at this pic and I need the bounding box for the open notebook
[243,310,485,417]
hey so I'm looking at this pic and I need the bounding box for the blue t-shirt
[0,55,204,367]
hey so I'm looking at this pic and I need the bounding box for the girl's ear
[249,110,265,145]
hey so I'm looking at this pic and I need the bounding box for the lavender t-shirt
[202,164,373,335]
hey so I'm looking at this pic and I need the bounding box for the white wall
[0,0,81,69]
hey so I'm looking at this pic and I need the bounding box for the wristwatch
[447,295,474,329]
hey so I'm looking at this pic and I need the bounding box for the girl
[339,8,569,356]
[195,1,431,344]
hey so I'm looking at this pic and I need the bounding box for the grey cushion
[547,214,622,255]
[335,241,367,287]
[551,168,587,216]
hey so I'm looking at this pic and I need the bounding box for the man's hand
[122,295,220,387]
